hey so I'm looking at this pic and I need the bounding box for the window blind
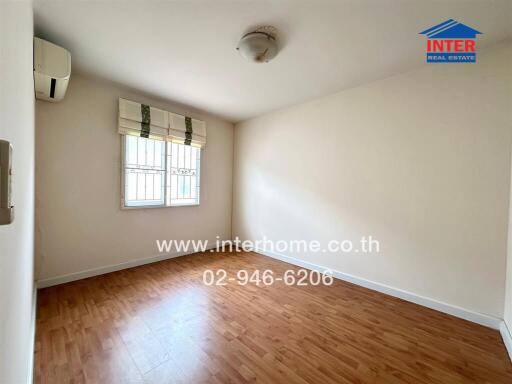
[118,98,206,148]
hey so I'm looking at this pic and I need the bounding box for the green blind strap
[184,116,193,145]
[140,104,151,138]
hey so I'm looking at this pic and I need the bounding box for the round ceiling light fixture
[236,27,278,63]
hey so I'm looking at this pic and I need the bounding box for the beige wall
[233,45,512,319]
[36,74,234,281]
[505,151,512,330]
[0,2,35,383]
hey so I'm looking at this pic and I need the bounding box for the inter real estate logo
[419,19,482,63]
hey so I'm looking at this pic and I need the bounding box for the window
[122,135,201,208]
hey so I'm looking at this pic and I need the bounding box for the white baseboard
[27,286,37,384]
[37,247,216,289]
[255,248,502,330]
[500,321,512,362]
[36,246,503,331]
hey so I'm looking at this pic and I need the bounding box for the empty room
[1,0,512,383]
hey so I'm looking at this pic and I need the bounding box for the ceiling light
[236,27,278,63]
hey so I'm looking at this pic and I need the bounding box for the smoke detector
[236,26,278,63]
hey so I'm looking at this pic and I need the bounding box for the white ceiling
[34,0,512,122]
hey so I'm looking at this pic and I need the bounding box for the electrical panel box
[0,140,14,225]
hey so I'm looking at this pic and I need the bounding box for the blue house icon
[420,19,482,39]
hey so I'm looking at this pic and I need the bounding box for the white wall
[0,2,35,383]
[36,74,233,282]
[233,44,512,319]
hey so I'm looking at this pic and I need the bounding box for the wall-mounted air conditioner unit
[33,37,71,102]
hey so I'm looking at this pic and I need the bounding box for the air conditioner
[33,37,71,102]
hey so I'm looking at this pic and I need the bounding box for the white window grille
[122,135,201,208]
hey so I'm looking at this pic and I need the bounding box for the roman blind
[169,113,206,148]
[118,98,206,148]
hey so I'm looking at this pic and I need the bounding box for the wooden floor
[35,252,512,384]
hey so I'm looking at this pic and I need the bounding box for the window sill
[121,203,200,210]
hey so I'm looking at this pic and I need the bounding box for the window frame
[120,135,201,209]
